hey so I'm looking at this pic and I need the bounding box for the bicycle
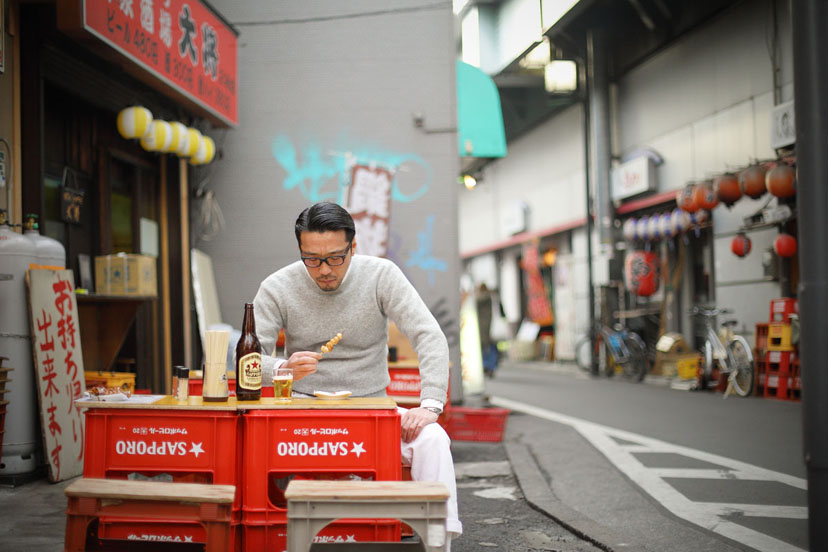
[690,306,754,397]
[575,324,649,382]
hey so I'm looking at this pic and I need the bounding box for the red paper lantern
[740,165,767,199]
[766,164,796,198]
[731,234,751,257]
[774,233,797,257]
[715,174,742,207]
[692,181,719,210]
[625,250,660,297]
[676,186,699,213]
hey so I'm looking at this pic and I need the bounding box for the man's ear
[350,239,357,254]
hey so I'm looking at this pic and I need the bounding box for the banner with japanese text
[78,0,238,126]
[347,165,392,257]
[27,269,86,482]
[521,241,554,326]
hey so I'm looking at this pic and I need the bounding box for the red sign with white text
[82,0,238,127]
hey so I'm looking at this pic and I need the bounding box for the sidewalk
[0,415,604,552]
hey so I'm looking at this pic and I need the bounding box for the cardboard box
[95,254,157,296]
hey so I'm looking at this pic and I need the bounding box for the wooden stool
[285,480,449,552]
[64,478,235,551]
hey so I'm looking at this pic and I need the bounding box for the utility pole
[791,0,828,547]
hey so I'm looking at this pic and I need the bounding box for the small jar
[173,365,190,401]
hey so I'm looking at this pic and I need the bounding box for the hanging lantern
[166,122,189,153]
[116,106,153,139]
[178,127,202,157]
[648,215,661,241]
[740,164,767,199]
[766,164,796,198]
[190,135,216,165]
[693,181,719,210]
[731,233,751,257]
[677,185,699,213]
[659,212,675,239]
[715,173,742,207]
[625,250,660,297]
[139,120,173,152]
[690,209,709,227]
[774,233,797,257]
[622,218,637,241]
[670,208,691,235]
[637,216,650,241]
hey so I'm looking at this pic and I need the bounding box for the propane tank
[0,209,40,475]
[23,214,66,268]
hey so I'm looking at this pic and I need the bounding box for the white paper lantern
[648,215,661,241]
[190,135,216,165]
[636,216,650,241]
[178,127,202,157]
[116,106,153,139]
[623,218,637,241]
[139,120,173,152]
[166,122,189,153]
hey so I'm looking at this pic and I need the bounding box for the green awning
[457,60,507,158]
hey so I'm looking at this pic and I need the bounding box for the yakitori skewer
[321,332,343,354]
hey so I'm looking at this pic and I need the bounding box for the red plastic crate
[243,519,399,552]
[189,378,275,397]
[386,367,421,397]
[770,297,798,323]
[764,351,798,400]
[241,409,401,515]
[446,407,510,442]
[83,407,243,538]
[98,518,241,548]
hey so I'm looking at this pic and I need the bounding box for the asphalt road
[483,361,808,552]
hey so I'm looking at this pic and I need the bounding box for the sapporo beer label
[239,352,262,390]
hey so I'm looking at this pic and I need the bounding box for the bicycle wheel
[727,335,754,397]
[575,335,594,373]
[622,332,649,382]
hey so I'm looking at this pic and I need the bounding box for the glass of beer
[273,366,293,401]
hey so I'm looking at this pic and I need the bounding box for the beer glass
[273,366,293,401]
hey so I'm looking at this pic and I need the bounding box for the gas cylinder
[23,214,66,268]
[0,210,40,475]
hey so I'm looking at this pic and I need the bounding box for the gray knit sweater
[252,254,449,402]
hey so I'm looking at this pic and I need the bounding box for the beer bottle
[235,303,262,400]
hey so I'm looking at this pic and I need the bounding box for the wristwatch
[423,406,442,415]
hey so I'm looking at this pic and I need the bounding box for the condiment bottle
[173,365,189,401]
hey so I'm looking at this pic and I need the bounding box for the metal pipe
[791,0,828,546]
[587,29,613,248]
[583,40,597,376]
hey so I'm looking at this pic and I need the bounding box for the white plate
[313,390,352,399]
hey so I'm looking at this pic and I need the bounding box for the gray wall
[199,1,463,398]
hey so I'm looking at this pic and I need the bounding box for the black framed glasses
[301,242,352,268]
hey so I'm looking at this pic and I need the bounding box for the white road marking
[491,396,808,552]
[473,486,518,500]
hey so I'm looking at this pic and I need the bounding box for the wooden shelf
[77,294,156,373]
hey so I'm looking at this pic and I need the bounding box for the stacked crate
[762,298,800,400]
[240,408,402,551]
[0,357,11,459]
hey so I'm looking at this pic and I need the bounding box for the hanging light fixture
[178,127,202,158]
[166,122,189,153]
[139,120,173,152]
[116,106,153,139]
[190,135,216,165]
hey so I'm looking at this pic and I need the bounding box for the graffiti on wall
[271,135,431,204]
[271,135,448,287]
[406,215,447,286]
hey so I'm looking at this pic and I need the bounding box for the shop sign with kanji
[27,269,86,482]
[60,0,238,127]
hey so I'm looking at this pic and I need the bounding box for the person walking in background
[476,283,500,378]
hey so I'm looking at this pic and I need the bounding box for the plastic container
[445,407,510,442]
[386,366,421,397]
[83,408,242,508]
[241,409,401,515]
[84,371,136,394]
[173,366,189,401]
[242,519,399,552]
[769,298,798,323]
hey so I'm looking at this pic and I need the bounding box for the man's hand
[400,407,439,442]
[284,351,321,381]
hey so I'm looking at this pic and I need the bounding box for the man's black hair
[294,202,356,246]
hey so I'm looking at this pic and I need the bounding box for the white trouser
[398,407,462,536]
